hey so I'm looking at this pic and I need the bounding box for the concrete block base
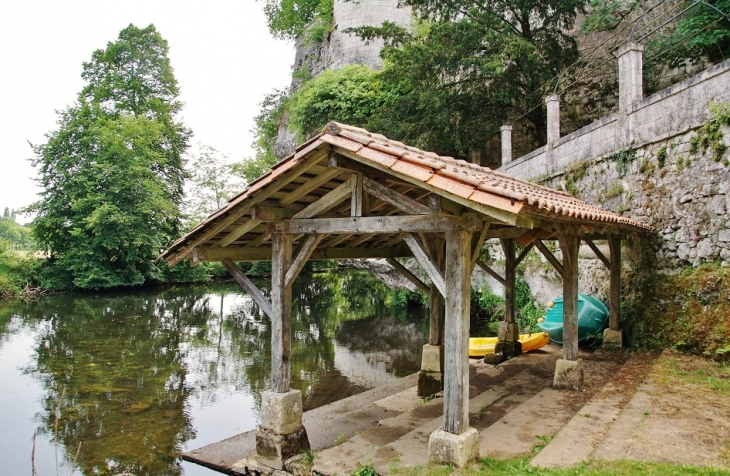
[553,358,584,390]
[255,426,310,470]
[498,321,519,342]
[602,328,623,348]
[428,427,479,467]
[418,371,443,397]
[421,344,444,373]
[260,390,303,434]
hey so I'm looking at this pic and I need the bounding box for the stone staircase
[311,345,643,475]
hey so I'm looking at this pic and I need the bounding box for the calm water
[0,270,428,476]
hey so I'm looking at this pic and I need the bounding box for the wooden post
[501,239,516,325]
[443,230,472,435]
[559,234,579,361]
[271,233,293,393]
[429,238,446,346]
[608,235,621,331]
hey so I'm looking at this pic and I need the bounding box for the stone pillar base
[603,328,623,348]
[418,371,443,397]
[256,390,310,469]
[553,358,584,390]
[255,426,310,470]
[483,340,522,365]
[421,344,444,372]
[498,321,519,342]
[428,427,479,467]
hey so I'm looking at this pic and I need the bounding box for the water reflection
[0,270,427,475]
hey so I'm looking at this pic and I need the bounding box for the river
[0,270,428,476]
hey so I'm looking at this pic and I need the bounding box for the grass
[388,456,730,475]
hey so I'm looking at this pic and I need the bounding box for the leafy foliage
[27,24,191,290]
[288,65,392,139]
[0,217,33,250]
[354,0,586,158]
[646,0,730,68]
[261,0,333,41]
[582,0,641,32]
[184,144,242,228]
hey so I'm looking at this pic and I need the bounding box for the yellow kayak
[469,332,550,358]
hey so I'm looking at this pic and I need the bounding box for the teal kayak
[537,294,609,344]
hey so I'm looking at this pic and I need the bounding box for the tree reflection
[0,271,428,475]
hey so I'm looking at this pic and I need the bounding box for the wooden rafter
[285,234,324,287]
[274,214,480,235]
[222,259,273,318]
[585,239,611,268]
[386,258,429,293]
[534,239,564,277]
[404,234,446,297]
[194,246,412,262]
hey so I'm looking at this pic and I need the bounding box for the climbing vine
[690,101,730,165]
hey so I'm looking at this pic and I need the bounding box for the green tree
[2,207,9,219]
[28,24,191,290]
[353,0,587,159]
[261,0,333,40]
[185,144,241,227]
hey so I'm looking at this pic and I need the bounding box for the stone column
[500,125,512,166]
[617,42,644,109]
[546,94,560,144]
[603,235,624,347]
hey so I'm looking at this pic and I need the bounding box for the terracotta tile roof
[320,122,653,231]
[160,121,652,264]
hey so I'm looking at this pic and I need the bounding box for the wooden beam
[194,246,413,262]
[222,259,273,319]
[167,151,325,266]
[501,239,516,324]
[386,258,429,293]
[216,219,262,248]
[608,236,621,331]
[328,152,393,181]
[351,173,363,217]
[428,195,464,215]
[363,177,431,215]
[429,238,445,346]
[470,221,491,272]
[404,234,446,297]
[585,239,610,269]
[475,260,506,286]
[275,214,480,235]
[285,234,324,288]
[271,233,293,393]
[251,206,296,222]
[443,230,472,435]
[534,239,564,277]
[487,227,532,239]
[559,234,580,361]
[293,175,356,219]
[515,242,535,267]
[279,168,341,207]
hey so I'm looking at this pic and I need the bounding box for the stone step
[313,349,559,475]
[530,351,655,468]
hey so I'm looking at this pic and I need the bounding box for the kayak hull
[537,294,609,344]
[468,332,550,358]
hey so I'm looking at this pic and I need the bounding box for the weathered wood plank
[403,234,446,297]
[275,214,480,235]
[475,260,506,286]
[515,242,535,267]
[195,246,413,261]
[167,152,325,266]
[428,195,464,215]
[352,173,363,217]
[501,239,516,325]
[585,239,611,269]
[285,234,324,288]
[443,230,472,435]
[470,221,491,272]
[279,169,341,207]
[216,219,262,248]
[429,238,445,346]
[386,258,429,293]
[559,234,579,361]
[222,259,273,319]
[534,239,564,277]
[293,175,356,219]
[271,233,293,393]
[363,177,431,215]
[608,235,621,331]
[251,206,296,222]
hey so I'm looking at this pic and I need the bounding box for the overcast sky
[0,0,294,220]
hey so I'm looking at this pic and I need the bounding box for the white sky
[0,0,294,221]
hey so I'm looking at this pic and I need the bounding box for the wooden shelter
[160,122,651,468]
